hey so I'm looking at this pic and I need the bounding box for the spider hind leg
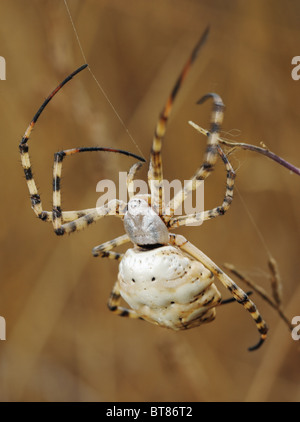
[170,234,268,351]
[108,281,142,320]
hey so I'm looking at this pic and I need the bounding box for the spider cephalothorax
[19,27,268,351]
[124,195,169,247]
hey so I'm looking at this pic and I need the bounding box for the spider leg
[20,142,138,225]
[38,208,107,223]
[148,27,209,217]
[169,233,268,351]
[169,144,235,227]
[19,65,87,220]
[19,65,145,232]
[127,161,143,199]
[98,251,124,261]
[165,93,224,223]
[224,262,293,332]
[19,145,100,223]
[108,281,142,319]
[92,234,130,259]
[95,235,141,318]
[52,147,142,235]
[53,199,127,236]
[220,291,252,305]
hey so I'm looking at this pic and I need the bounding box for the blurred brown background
[0,0,299,402]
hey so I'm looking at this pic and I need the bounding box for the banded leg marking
[127,162,143,199]
[165,93,225,223]
[54,200,127,236]
[148,27,210,216]
[108,281,142,319]
[52,147,140,234]
[92,234,130,259]
[169,145,235,227]
[19,65,88,220]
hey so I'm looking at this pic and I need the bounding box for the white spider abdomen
[118,245,222,330]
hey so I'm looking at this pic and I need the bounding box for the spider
[19,27,267,351]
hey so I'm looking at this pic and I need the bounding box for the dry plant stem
[189,121,300,176]
[224,262,293,332]
[268,257,282,306]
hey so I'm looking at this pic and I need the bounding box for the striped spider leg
[148,26,209,217]
[92,234,141,319]
[19,65,145,235]
[168,141,236,228]
[164,93,227,225]
[169,234,268,351]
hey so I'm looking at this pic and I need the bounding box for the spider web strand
[63,0,145,160]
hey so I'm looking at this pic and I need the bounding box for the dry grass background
[0,0,299,402]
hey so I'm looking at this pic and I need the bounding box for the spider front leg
[127,162,143,200]
[19,64,145,235]
[169,144,236,227]
[19,65,88,219]
[164,93,225,223]
[19,140,107,224]
[52,147,135,235]
[169,234,268,351]
[148,27,209,216]
[20,142,143,235]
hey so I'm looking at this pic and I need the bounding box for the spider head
[124,195,169,247]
